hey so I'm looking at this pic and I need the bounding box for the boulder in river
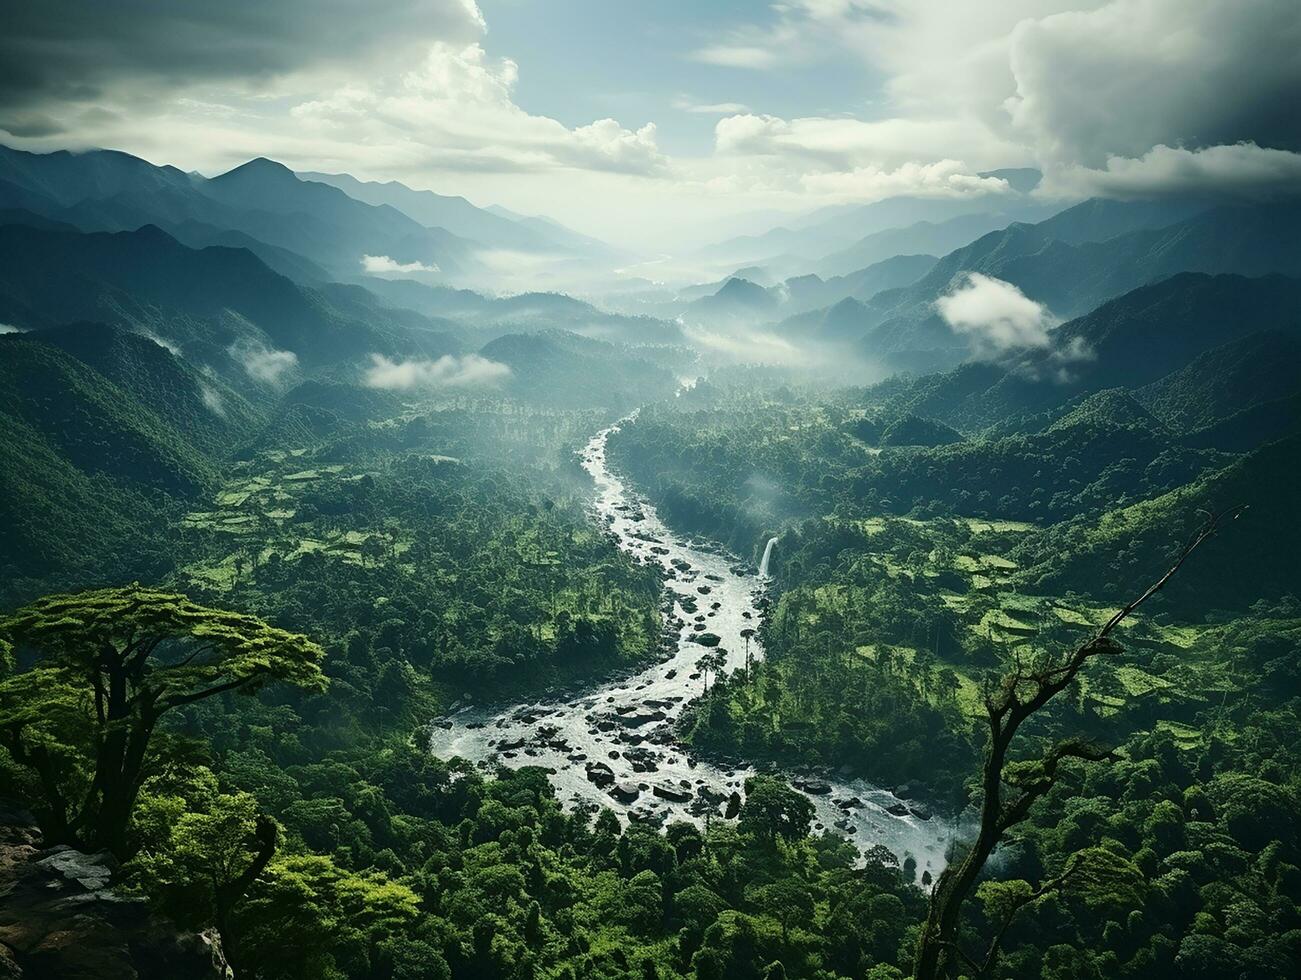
[692,633,722,647]
[585,763,615,788]
[724,791,742,819]
[609,782,641,804]
[652,783,693,803]
[619,710,666,728]
[795,779,832,795]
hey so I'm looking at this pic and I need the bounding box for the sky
[2,1,1299,250]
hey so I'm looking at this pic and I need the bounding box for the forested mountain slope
[0,223,462,376]
[0,144,479,279]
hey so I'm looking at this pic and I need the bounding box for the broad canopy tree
[738,775,815,847]
[0,585,326,855]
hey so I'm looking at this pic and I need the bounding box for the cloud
[363,353,510,390]
[3,31,666,187]
[698,0,1301,201]
[4,0,1298,249]
[137,328,181,355]
[1004,0,1301,166]
[199,383,226,417]
[566,119,663,174]
[690,46,780,70]
[673,97,751,116]
[0,0,486,123]
[687,0,880,70]
[1041,142,1301,200]
[0,323,24,334]
[681,321,806,363]
[229,340,298,383]
[936,273,1058,352]
[714,114,1023,174]
[287,43,668,178]
[362,254,440,274]
[801,160,1011,202]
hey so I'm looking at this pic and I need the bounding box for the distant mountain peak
[126,223,174,243]
[214,157,299,184]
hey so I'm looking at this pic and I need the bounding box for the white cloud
[0,323,23,334]
[714,114,1023,174]
[936,273,1058,352]
[566,119,663,174]
[674,97,751,115]
[362,254,440,274]
[200,383,227,417]
[697,0,1301,203]
[230,340,298,383]
[137,328,181,355]
[801,160,1011,202]
[688,0,878,70]
[691,45,780,70]
[288,43,668,178]
[1041,142,1301,200]
[363,352,510,390]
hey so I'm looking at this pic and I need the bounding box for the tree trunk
[914,726,1011,979]
[215,816,278,975]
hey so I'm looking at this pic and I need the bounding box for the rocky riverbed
[429,419,959,882]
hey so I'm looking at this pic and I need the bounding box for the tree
[130,785,281,971]
[912,510,1237,979]
[748,879,814,941]
[0,585,327,855]
[738,775,814,847]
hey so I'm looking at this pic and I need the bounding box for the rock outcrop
[0,801,231,979]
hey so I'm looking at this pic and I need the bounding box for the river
[429,418,958,881]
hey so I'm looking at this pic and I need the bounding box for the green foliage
[737,776,815,847]
[0,585,325,852]
[2,243,1301,980]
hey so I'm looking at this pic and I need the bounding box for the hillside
[301,170,577,254]
[31,321,262,451]
[859,203,1301,357]
[0,144,478,280]
[1017,432,1301,610]
[1137,330,1301,432]
[856,274,1301,435]
[815,214,1014,278]
[0,333,218,596]
[480,330,677,410]
[0,223,462,377]
[0,334,216,496]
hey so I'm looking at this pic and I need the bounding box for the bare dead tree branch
[913,507,1241,980]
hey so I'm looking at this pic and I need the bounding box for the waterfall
[758,537,778,578]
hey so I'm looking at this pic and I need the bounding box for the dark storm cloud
[1005,0,1301,164]
[0,0,485,126]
